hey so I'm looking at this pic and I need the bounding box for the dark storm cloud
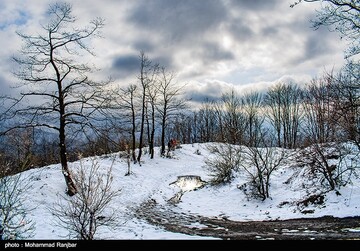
[133,40,155,53]
[152,56,173,69]
[128,0,279,47]
[128,0,228,42]
[304,29,333,60]
[261,26,279,37]
[111,54,139,77]
[111,53,174,78]
[226,18,255,41]
[287,22,336,66]
[126,0,247,79]
[229,0,279,10]
[197,42,234,61]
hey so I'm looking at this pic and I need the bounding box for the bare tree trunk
[137,88,146,164]
[160,110,167,156]
[125,142,131,176]
[131,112,137,163]
[59,92,77,196]
[150,104,156,159]
[137,51,157,163]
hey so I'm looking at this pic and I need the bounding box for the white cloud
[0,0,349,102]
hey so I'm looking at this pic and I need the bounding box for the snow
[8,143,360,239]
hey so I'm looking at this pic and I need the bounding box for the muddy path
[135,199,360,240]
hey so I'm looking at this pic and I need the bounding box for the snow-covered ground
[12,143,360,239]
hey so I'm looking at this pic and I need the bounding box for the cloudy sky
[0,0,348,103]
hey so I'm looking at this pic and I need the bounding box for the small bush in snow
[239,146,288,201]
[51,157,121,240]
[205,143,241,185]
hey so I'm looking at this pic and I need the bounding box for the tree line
[172,65,359,150]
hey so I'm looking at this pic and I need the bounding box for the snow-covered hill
[8,143,360,239]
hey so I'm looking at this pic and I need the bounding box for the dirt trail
[135,199,360,240]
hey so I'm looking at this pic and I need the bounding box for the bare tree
[291,0,360,58]
[302,74,340,144]
[109,85,139,164]
[297,142,357,192]
[157,67,187,156]
[169,112,194,145]
[2,128,34,171]
[137,52,158,163]
[145,78,159,159]
[332,64,360,148]
[213,100,227,142]
[265,82,303,148]
[125,85,139,164]
[8,3,107,196]
[51,157,120,240]
[123,142,132,176]
[220,89,245,145]
[194,99,219,143]
[239,143,288,201]
[291,0,360,146]
[241,92,265,147]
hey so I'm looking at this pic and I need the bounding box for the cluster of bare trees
[200,65,359,200]
[0,3,188,239]
[183,65,359,200]
[105,52,187,165]
[171,66,359,151]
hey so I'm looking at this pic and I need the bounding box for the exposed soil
[135,199,360,240]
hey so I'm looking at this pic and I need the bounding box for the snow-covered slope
[12,143,360,239]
